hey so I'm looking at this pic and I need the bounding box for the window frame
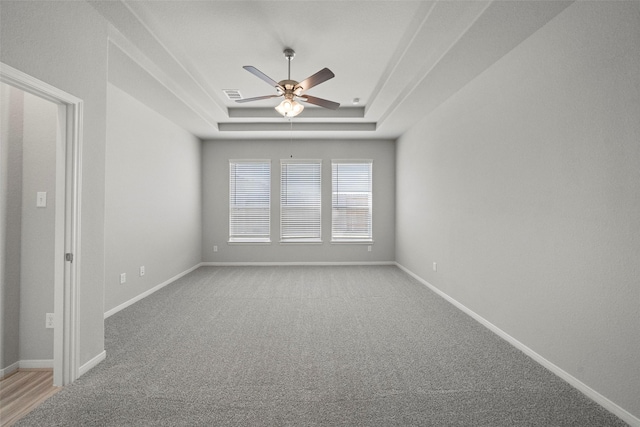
[331,159,373,243]
[228,159,272,244]
[280,159,323,244]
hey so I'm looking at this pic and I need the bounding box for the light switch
[37,192,47,207]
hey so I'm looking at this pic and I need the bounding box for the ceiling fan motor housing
[278,79,302,99]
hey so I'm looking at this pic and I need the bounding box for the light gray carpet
[17,266,627,426]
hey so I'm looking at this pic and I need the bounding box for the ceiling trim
[91,1,575,141]
[90,0,227,123]
[120,0,225,112]
[365,1,437,116]
[219,122,376,132]
[375,0,492,128]
[228,107,365,119]
[108,27,220,131]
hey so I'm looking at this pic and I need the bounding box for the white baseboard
[395,262,640,427]
[19,359,54,369]
[2,353,106,381]
[201,261,396,267]
[104,263,202,319]
[1,360,55,378]
[78,350,106,378]
[0,361,19,379]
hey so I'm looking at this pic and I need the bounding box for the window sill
[331,240,374,244]
[228,239,271,245]
[279,240,323,245]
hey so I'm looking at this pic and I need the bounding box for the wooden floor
[0,369,61,427]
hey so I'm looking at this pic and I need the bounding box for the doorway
[1,63,82,387]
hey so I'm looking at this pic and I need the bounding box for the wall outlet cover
[46,313,54,328]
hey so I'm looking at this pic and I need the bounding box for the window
[332,160,373,242]
[229,160,271,243]
[280,160,322,243]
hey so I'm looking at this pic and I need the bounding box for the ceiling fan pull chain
[289,118,294,158]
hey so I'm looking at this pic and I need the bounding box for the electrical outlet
[213,245,218,252]
[46,313,54,328]
[367,245,372,252]
[139,266,145,276]
[120,273,126,284]
[433,262,437,272]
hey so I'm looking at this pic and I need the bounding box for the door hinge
[65,253,73,262]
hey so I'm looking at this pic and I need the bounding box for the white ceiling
[90,0,573,141]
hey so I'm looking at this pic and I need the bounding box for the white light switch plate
[37,192,47,207]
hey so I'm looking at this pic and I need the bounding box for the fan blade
[243,66,283,90]
[295,68,335,92]
[300,95,340,110]
[235,94,282,103]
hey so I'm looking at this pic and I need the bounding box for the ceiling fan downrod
[283,48,295,80]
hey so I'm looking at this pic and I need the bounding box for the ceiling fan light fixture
[275,99,304,118]
[238,48,339,115]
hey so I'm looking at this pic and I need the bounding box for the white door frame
[1,63,82,386]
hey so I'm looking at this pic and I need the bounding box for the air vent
[223,89,243,100]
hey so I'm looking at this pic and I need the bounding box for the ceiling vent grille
[223,89,243,100]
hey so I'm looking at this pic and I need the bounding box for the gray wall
[19,91,57,361]
[202,139,395,263]
[396,1,640,419]
[104,84,202,313]
[1,0,109,367]
[1,84,58,369]
[1,83,23,371]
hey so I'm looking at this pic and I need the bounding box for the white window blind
[229,160,271,243]
[332,160,373,242]
[280,160,322,243]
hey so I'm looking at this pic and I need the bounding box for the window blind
[280,160,322,242]
[229,160,271,243]
[332,160,373,242]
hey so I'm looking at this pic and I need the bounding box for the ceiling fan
[236,48,340,118]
